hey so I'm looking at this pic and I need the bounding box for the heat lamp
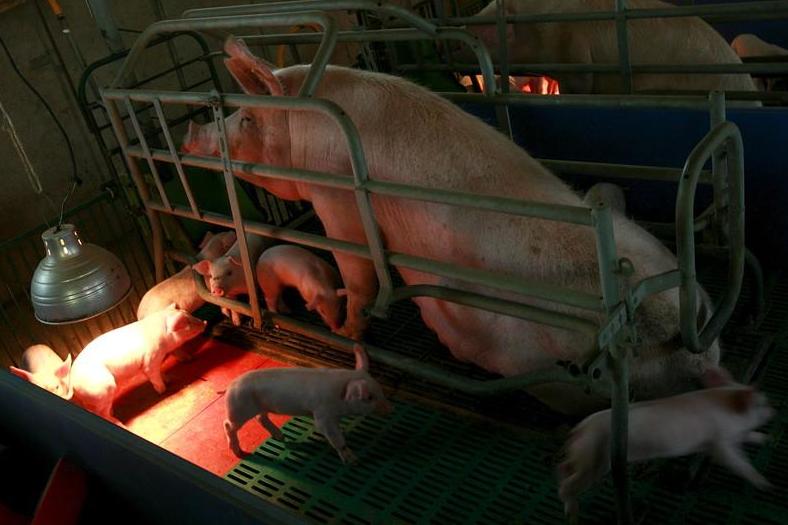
[30,223,131,324]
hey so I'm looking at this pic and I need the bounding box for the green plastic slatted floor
[224,272,788,524]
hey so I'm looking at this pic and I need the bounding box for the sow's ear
[224,36,285,96]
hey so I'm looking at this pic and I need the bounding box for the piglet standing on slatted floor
[224,344,392,464]
[256,244,347,332]
[9,344,73,399]
[70,304,207,425]
[558,368,775,517]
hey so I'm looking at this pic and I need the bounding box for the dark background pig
[180,37,719,415]
[463,0,757,94]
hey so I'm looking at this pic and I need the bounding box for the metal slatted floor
[219,227,788,523]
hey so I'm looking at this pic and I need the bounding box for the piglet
[8,344,73,399]
[193,233,271,325]
[224,344,392,464]
[256,244,347,331]
[71,304,207,424]
[558,368,774,517]
[137,230,237,319]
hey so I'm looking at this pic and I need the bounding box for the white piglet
[558,368,774,517]
[137,230,237,319]
[8,344,73,399]
[256,245,347,331]
[193,233,271,325]
[224,344,392,464]
[71,304,207,424]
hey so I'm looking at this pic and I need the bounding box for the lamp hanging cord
[0,34,82,224]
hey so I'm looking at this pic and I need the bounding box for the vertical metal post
[210,93,263,329]
[494,0,513,139]
[149,0,188,91]
[592,200,632,525]
[614,0,633,94]
[103,97,166,283]
[709,91,728,243]
[152,99,200,217]
[123,98,172,211]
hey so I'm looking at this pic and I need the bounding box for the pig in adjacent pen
[463,0,757,94]
[70,304,207,424]
[731,33,788,92]
[256,244,347,331]
[192,233,273,325]
[558,368,774,517]
[181,37,719,415]
[223,344,392,464]
[8,344,73,399]
[137,230,237,320]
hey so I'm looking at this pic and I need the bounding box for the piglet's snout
[211,286,225,297]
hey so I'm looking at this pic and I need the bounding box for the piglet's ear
[224,36,285,96]
[167,312,189,333]
[193,260,212,276]
[55,355,72,379]
[8,367,32,382]
[228,256,243,267]
[221,232,238,250]
[198,231,215,249]
[701,367,734,388]
[343,378,370,402]
[730,388,756,413]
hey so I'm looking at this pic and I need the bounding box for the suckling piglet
[193,233,270,325]
[8,344,73,399]
[256,244,347,331]
[224,344,392,464]
[558,368,774,517]
[71,304,207,424]
[137,230,237,319]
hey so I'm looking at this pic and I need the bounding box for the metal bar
[540,159,712,184]
[112,12,337,90]
[102,98,166,282]
[181,1,439,37]
[152,99,200,217]
[389,284,599,334]
[709,92,728,244]
[590,200,631,524]
[123,97,172,211]
[615,0,633,94]
[676,122,745,353]
[124,145,596,226]
[399,61,788,75]
[251,310,591,395]
[437,1,788,25]
[493,0,513,138]
[438,91,754,109]
[146,199,604,312]
[210,94,263,329]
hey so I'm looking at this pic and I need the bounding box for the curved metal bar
[676,121,745,353]
[389,284,599,335]
[110,12,337,92]
[181,0,438,37]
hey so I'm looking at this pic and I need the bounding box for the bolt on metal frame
[102,4,747,523]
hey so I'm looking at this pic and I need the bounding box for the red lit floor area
[111,336,291,476]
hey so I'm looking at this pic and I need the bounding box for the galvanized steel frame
[103,4,748,524]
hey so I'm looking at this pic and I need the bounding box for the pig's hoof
[339,447,358,465]
[153,383,167,395]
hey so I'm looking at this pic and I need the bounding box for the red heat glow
[459,74,560,95]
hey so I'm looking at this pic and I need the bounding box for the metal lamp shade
[31,224,131,324]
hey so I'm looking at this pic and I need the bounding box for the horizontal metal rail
[440,0,788,25]
[539,159,712,184]
[677,121,745,353]
[140,198,604,313]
